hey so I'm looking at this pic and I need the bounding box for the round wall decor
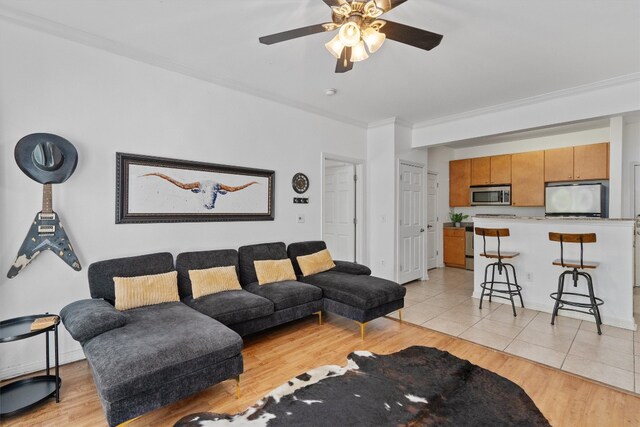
[292,173,309,194]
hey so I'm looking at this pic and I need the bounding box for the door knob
[427,225,433,229]
[420,228,425,232]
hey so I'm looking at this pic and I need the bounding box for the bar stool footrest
[480,281,523,295]
[550,291,604,309]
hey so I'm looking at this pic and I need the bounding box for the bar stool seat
[549,232,603,335]
[551,259,599,269]
[481,251,520,259]
[476,227,523,317]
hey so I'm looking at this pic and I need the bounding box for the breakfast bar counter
[472,216,637,330]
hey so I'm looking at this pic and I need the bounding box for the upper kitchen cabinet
[545,143,609,182]
[490,155,512,185]
[574,142,609,180]
[511,151,544,206]
[471,155,511,186]
[471,157,491,186]
[544,146,574,182]
[450,159,471,207]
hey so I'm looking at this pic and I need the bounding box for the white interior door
[427,172,438,270]
[323,164,356,261]
[398,163,424,284]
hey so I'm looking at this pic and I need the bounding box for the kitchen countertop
[474,215,637,222]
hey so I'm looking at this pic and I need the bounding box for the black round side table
[0,314,61,418]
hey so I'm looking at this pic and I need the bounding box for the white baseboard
[0,348,86,381]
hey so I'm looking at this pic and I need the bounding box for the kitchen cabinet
[443,227,466,268]
[490,155,512,185]
[574,143,609,180]
[544,147,574,182]
[511,151,545,206]
[545,143,609,182]
[449,159,471,207]
[471,157,491,186]
[471,155,511,186]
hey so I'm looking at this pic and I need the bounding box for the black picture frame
[116,153,275,223]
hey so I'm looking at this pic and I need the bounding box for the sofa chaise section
[287,241,405,337]
[61,252,243,426]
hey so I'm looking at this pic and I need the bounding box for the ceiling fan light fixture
[363,27,386,53]
[325,34,345,59]
[350,40,369,62]
[338,21,361,47]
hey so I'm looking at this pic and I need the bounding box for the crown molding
[0,5,369,130]
[413,73,640,130]
[367,117,414,130]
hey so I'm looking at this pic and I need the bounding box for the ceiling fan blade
[335,47,354,73]
[321,0,346,6]
[381,20,443,50]
[374,0,408,12]
[259,23,334,45]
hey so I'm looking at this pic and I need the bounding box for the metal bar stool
[476,227,523,317]
[549,232,603,335]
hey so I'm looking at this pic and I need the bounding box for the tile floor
[387,267,640,393]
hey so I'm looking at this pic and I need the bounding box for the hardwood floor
[2,313,639,426]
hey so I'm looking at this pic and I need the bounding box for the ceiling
[1,0,639,127]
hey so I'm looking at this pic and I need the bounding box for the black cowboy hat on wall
[14,133,78,184]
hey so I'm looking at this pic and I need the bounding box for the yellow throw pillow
[189,266,242,299]
[297,249,336,277]
[254,259,296,285]
[114,271,179,311]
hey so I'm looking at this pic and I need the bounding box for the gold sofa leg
[356,321,368,341]
[313,311,323,325]
[236,376,241,399]
[399,309,403,323]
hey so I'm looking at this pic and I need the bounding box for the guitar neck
[42,184,53,213]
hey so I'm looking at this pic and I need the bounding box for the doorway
[398,162,425,284]
[322,156,364,263]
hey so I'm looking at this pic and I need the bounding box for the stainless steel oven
[470,185,511,206]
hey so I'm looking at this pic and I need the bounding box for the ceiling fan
[259,0,443,73]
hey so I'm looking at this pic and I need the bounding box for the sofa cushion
[238,242,288,286]
[176,249,239,299]
[287,241,328,276]
[300,271,406,310]
[60,299,126,344]
[244,280,322,310]
[297,249,335,277]
[254,259,297,285]
[82,302,242,403]
[114,271,180,311]
[88,252,174,304]
[189,266,242,299]
[183,290,274,325]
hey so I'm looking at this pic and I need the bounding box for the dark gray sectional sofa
[60,253,243,427]
[60,241,405,426]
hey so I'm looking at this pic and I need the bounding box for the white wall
[412,75,640,146]
[366,123,395,279]
[0,22,366,379]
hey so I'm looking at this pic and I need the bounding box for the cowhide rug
[175,346,549,426]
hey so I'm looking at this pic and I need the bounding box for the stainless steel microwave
[470,185,511,206]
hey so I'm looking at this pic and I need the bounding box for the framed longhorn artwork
[115,153,275,223]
